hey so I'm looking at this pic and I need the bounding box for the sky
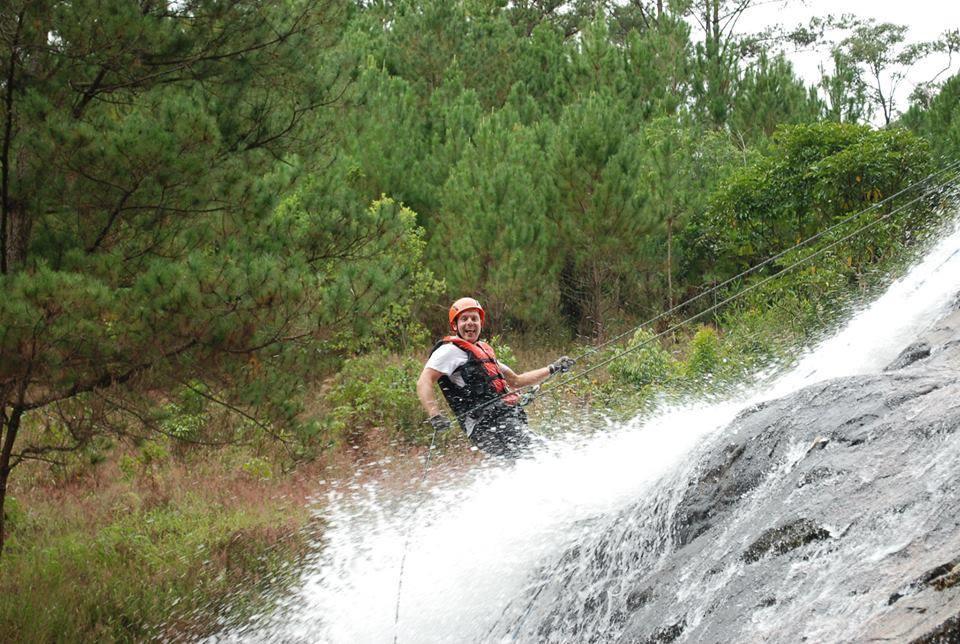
[733,0,960,120]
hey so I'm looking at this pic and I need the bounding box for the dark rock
[645,619,685,644]
[910,613,960,644]
[741,519,832,563]
[796,466,838,488]
[916,557,960,592]
[887,341,933,370]
[932,566,960,592]
[490,301,960,643]
[626,588,653,611]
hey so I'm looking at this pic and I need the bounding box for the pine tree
[636,118,734,311]
[434,107,559,331]
[819,49,872,124]
[0,0,429,554]
[729,52,823,143]
[622,14,695,121]
[549,92,652,338]
[900,73,960,166]
[684,0,760,128]
[512,21,574,120]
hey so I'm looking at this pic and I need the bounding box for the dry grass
[1,339,587,641]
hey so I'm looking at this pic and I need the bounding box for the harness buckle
[518,385,541,408]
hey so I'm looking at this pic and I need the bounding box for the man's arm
[417,366,445,417]
[502,356,575,388]
[501,364,551,389]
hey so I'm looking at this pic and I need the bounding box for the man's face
[455,309,482,342]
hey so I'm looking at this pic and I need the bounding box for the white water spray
[220,217,960,643]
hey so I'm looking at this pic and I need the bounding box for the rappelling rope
[570,157,960,365]
[392,423,442,644]
[540,164,960,397]
[459,160,960,416]
[393,162,960,641]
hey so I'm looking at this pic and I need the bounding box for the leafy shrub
[683,325,724,381]
[118,455,138,480]
[3,496,25,535]
[684,122,933,284]
[324,351,431,446]
[608,329,679,389]
[241,458,273,480]
[139,440,170,467]
[487,335,517,367]
[159,402,205,441]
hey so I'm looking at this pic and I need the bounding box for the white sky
[734,0,960,119]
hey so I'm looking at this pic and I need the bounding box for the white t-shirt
[425,343,510,434]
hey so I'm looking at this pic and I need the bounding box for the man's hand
[549,356,576,374]
[428,414,452,433]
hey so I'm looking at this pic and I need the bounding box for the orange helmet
[448,297,485,331]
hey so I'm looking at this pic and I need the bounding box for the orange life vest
[430,336,519,425]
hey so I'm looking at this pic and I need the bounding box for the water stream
[216,217,960,643]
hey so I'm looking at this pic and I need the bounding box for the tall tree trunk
[1,7,25,275]
[666,217,674,310]
[591,263,605,342]
[0,406,22,558]
[5,201,29,270]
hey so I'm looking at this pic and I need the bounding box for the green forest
[2,0,959,639]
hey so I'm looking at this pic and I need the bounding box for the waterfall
[216,216,960,643]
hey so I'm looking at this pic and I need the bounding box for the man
[416,297,574,457]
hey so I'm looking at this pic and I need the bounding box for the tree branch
[178,380,291,445]
[23,339,198,411]
[72,65,109,119]
[86,184,137,253]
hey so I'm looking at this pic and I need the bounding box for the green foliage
[435,107,559,330]
[118,455,138,481]
[138,441,170,468]
[683,326,724,381]
[2,497,25,535]
[634,118,737,311]
[241,458,274,481]
[160,402,206,442]
[819,48,871,124]
[837,19,931,126]
[550,92,655,336]
[487,335,517,368]
[0,497,308,642]
[685,122,933,283]
[901,72,960,166]
[608,329,679,390]
[3,1,957,636]
[729,52,823,143]
[326,1,951,346]
[620,15,694,119]
[0,0,443,548]
[324,352,430,446]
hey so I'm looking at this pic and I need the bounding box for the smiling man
[416,297,574,457]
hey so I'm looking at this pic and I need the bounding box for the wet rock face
[739,518,831,563]
[495,301,960,643]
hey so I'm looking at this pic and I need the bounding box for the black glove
[549,356,575,374]
[427,414,452,433]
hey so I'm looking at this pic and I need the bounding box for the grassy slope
[1,443,322,642]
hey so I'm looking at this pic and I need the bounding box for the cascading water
[217,216,960,643]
